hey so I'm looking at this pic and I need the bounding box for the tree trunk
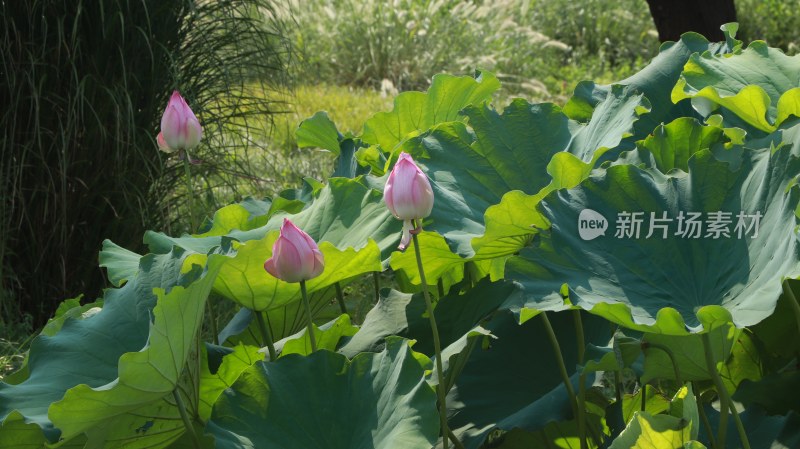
[646,0,737,43]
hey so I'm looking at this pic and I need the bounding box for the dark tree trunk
[646,0,737,42]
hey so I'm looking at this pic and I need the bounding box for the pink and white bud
[264,219,325,283]
[384,152,434,250]
[160,90,202,151]
[384,152,434,220]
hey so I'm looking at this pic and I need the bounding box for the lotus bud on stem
[263,218,324,354]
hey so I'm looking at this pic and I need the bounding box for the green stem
[701,332,729,449]
[781,280,800,338]
[411,224,451,449]
[728,400,751,449]
[437,278,445,298]
[539,312,580,425]
[694,381,717,449]
[572,310,587,449]
[334,282,348,315]
[254,311,276,361]
[373,271,381,303]
[207,301,219,346]
[300,280,317,352]
[641,382,647,412]
[643,341,684,386]
[182,154,196,232]
[173,389,201,449]
[446,426,467,449]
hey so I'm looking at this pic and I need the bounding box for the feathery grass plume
[0,0,290,326]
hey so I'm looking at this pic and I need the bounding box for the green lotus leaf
[0,411,86,449]
[191,235,380,312]
[623,386,671,426]
[636,117,729,173]
[361,72,499,152]
[447,310,611,448]
[99,240,143,287]
[641,323,737,384]
[719,328,763,394]
[673,41,800,132]
[565,31,730,139]
[278,314,358,357]
[505,139,800,332]
[218,285,338,347]
[701,406,800,448]
[296,111,341,154]
[48,255,225,445]
[206,338,438,449]
[340,278,513,359]
[199,343,262,422]
[608,411,694,449]
[733,372,800,415]
[0,247,196,441]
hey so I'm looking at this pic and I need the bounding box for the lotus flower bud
[264,219,325,283]
[160,90,202,151]
[384,152,434,250]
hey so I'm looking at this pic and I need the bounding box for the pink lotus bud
[156,132,175,154]
[160,90,202,151]
[384,152,434,221]
[264,219,325,283]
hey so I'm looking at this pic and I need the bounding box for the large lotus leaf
[296,111,341,154]
[234,177,401,261]
[733,372,800,415]
[673,41,800,132]
[206,338,438,449]
[504,140,800,332]
[387,87,649,285]
[361,72,499,152]
[608,412,694,449]
[218,285,338,347]
[641,322,738,384]
[277,314,359,357]
[447,310,612,448]
[47,255,225,445]
[99,239,143,287]
[339,278,513,358]
[0,411,86,449]
[700,406,800,449]
[147,178,397,260]
[190,234,380,311]
[565,31,731,138]
[0,247,196,441]
[199,344,261,422]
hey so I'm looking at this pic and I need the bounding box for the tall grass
[283,0,659,101]
[0,0,290,327]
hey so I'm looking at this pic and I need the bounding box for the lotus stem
[539,312,581,434]
[373,271,381,303]
[781,280,800,338]
[438,278,445,298]
[727,399,751,449]
[572,309,587,449]
[411,222,452,449]
[335,282,348,315]
[694,381,717,449]
[446,426,467,449]
[182,154,196,232]
[173,389,201,449]
[701,332,729,449]
[641,382,647,412]
[642,341,684,386]
[300,280,317,352]
[254,311,276,361]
